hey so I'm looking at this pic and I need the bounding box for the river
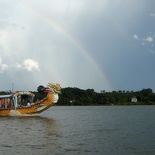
[0,106,155,155]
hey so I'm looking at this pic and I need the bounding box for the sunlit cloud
[0,58,40,73]
[23,59,40,72]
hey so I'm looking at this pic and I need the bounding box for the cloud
[0,57,8,73]
[14,63,23,70]
[0,0,155,92]
[23,59,40,72]
[0,57,40,73]
[133,34,154,44]
[0,63,8,73]
[133,34,154,53]
[133,34,139,40]
[144,36,153,43]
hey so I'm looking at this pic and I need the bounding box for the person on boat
[7,98,11,108]
[27,100,31,107]
[1,98,5,108]
[22,98,27,106]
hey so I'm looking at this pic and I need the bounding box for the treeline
[1,87,155,105]
[56,87,155,105]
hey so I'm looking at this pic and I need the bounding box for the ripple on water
[0,106,155,155]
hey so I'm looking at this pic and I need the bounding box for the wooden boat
[0,82,61,116]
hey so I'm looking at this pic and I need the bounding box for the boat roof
[13,91,35,96]
[0,91,35,99]
[0,95,13,99]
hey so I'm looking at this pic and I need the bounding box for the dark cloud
[0,0,155,92]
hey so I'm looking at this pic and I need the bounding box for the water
[0,106,155,155]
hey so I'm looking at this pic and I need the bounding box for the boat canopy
[0,92,35,110]
[0,95,13,99]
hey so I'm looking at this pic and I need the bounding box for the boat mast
[12,83,14,93]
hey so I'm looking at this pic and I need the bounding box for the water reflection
[0,115,56,126]
[0,116,61,155]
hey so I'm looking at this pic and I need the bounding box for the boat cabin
[14,92,35,107]
[0,92,35,109]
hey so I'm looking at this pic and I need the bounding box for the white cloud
[133,34,139,40]
[133,34,154,46]
[144,36,153,43]
[23,59,40,72]
[0,57,40,73]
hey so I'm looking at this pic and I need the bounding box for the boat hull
[0,92,58,116]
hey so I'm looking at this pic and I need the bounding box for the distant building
[131,97,137,103]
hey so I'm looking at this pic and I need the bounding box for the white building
[131,97,137,103]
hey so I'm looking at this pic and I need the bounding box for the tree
[37,85,45,93]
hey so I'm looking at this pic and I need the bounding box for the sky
[0,0,155,92]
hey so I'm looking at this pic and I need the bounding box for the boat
[0,82,61,116]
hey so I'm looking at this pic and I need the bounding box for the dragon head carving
[47,82,61,94]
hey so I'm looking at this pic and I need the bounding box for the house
[131,97,137,103]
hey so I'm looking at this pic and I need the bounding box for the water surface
[0,106,155,155]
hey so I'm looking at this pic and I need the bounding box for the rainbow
[23,2,113,91]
